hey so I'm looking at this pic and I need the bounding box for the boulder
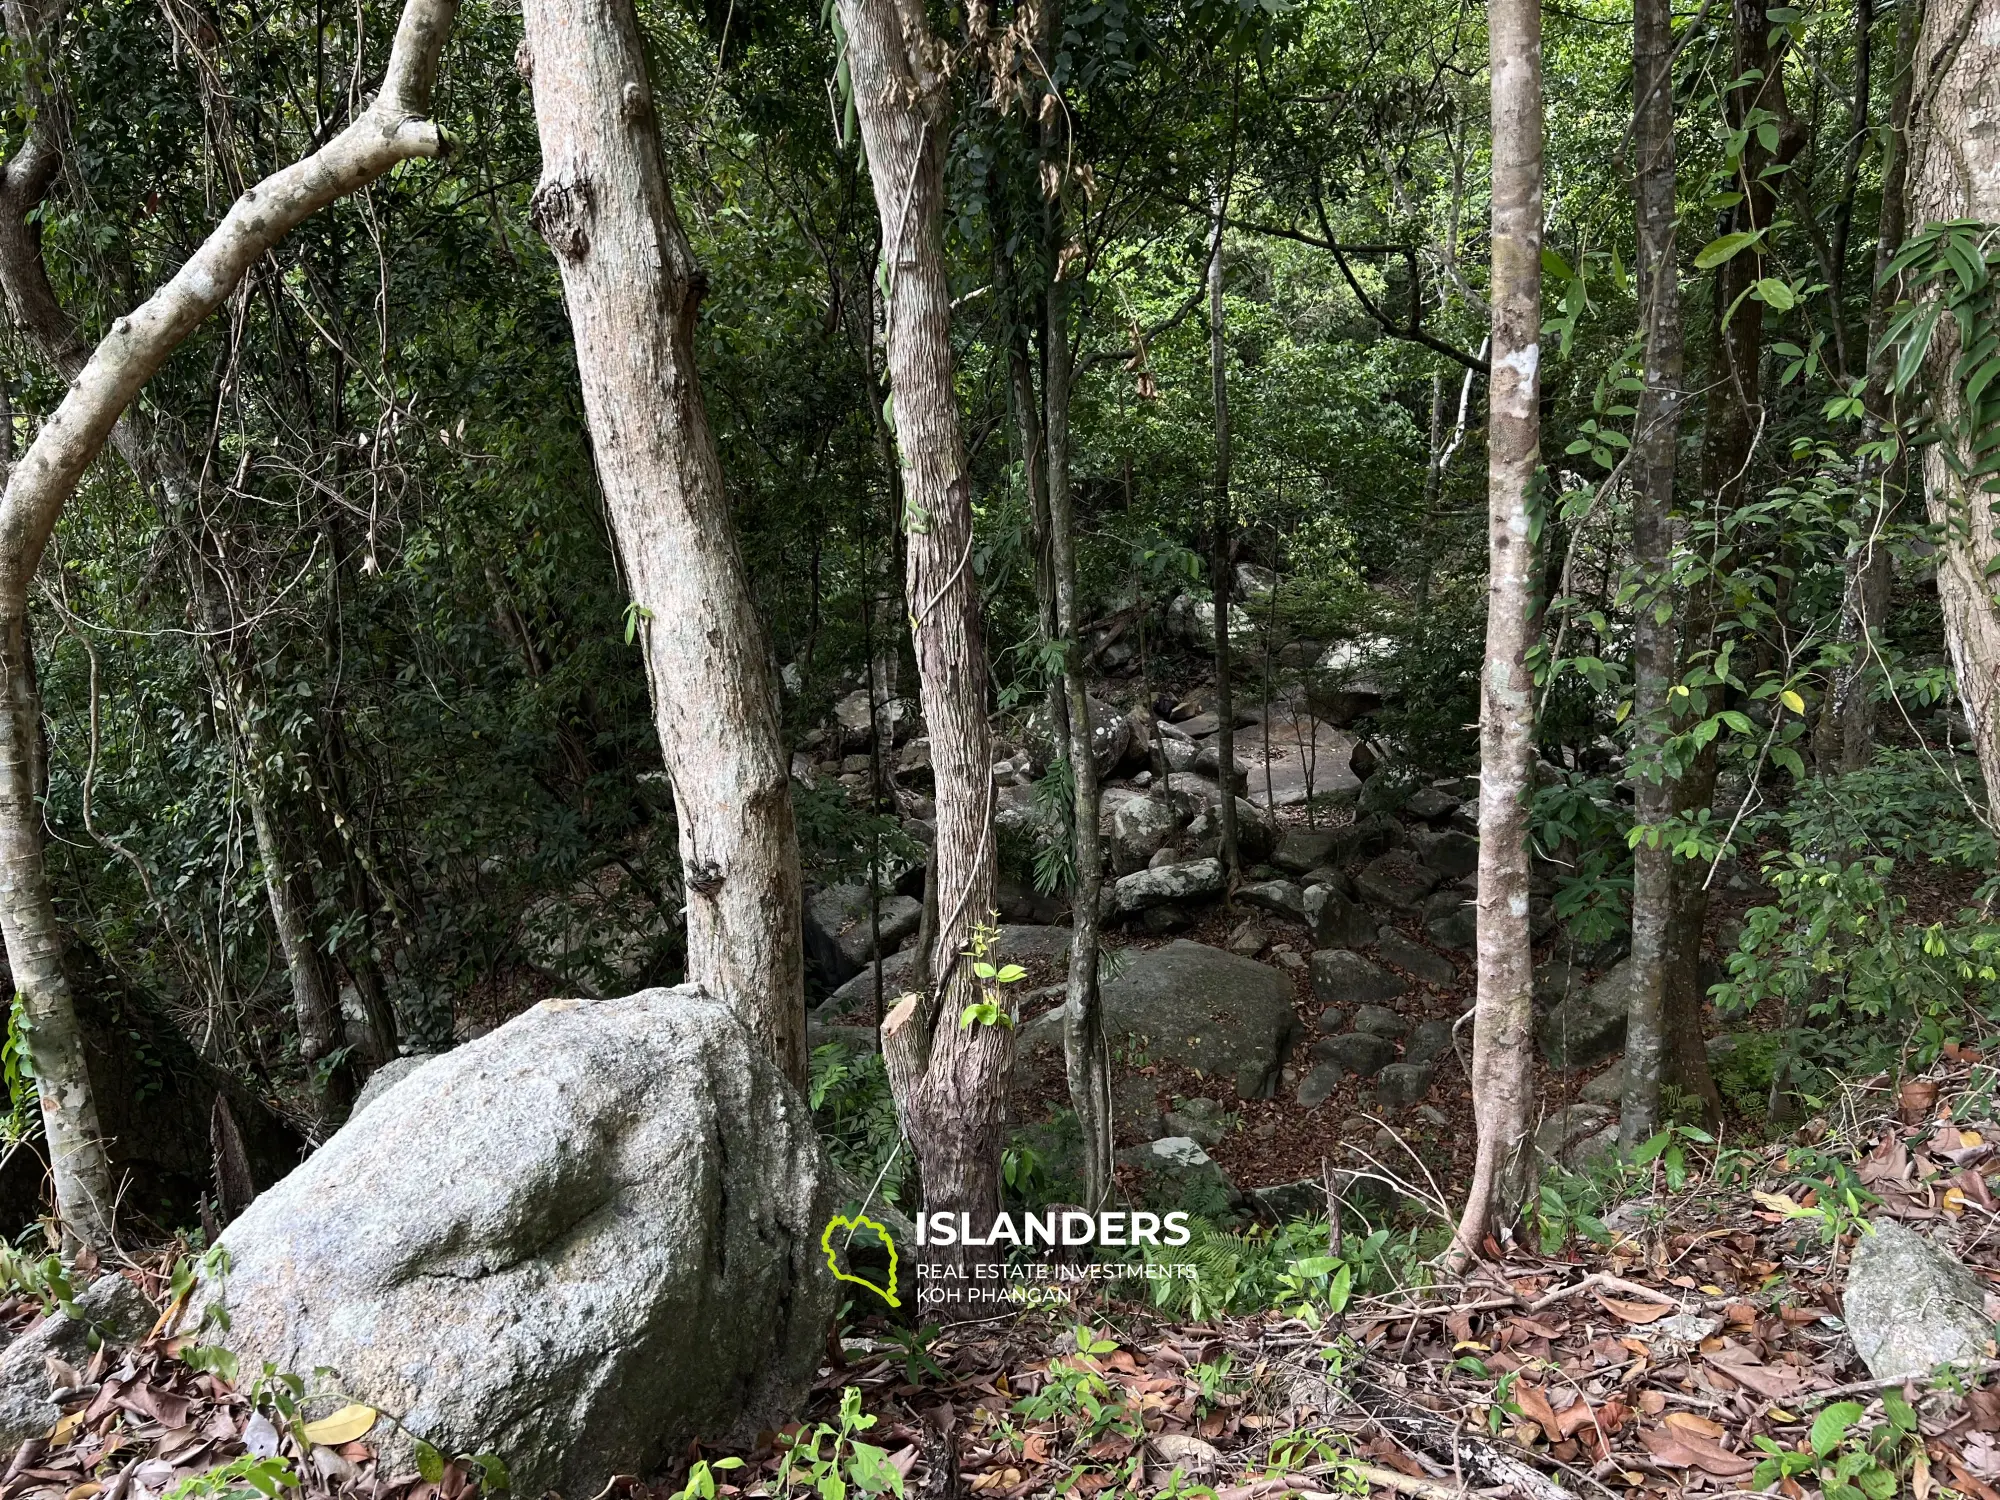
[1404,786,1462,823]
[1423,888,1477,951]
[1538,958,1640,1069]
[1297,1063,1344,1109]
[1311,949,1408,1008]
[1580,1060,1626,1104]
[1306,885,1379,949]
[1404,1018,1457,1069]
[0,1274,155,1450]
[1026,940,1299,1099]
[1535,1103,1620,1170]
[1845,1220,1995,1381]
[1183,805,1276,864]
[1275,827,1342,875]
[352,1054,433,1117]
[822,925,1072,1016]
[1239,880,1308,924]
[1411,828,1479,881]
[1376,930,1457,988]
[1333,812,1405,863]
[1109,858,1226,915]
[192,990,834,1496]
[1108,795,1186,875]
[1352,1005,1410,1039]
[1029,694,1132,779]
[1193,744,1248,786]
[1375,1063,1435,1112]
[1309,1032,1397,1079]
[997,871,1068,925]
[1355,850,1442,913]
[1116,1137,1238,1216]
[803,885,922,987]
[1158,1097,1232,1148]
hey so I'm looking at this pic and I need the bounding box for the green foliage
[162,1455,298,1500]
[1750,1391,1919,1500]
[1129,1216,1416,1323]
[809,1045,908,1208]
[776,1386,906,1500]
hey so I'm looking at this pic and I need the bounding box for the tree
[1620,0,1688,1146]
[1451,0,1542,1263]
[0,0,456,1245]
[837,0,1013,1285]
[518,0,807,1086]
[1207,189,1242,879]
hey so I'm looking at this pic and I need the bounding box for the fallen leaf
[1514,1383,1561,1444]
[303,1403,379,1447]
[242,1412,281,1459]
[1664,1412,1725,1439]
[1599,1295,1674,1325]
[1638,1426,1754,1478]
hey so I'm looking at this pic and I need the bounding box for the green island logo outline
[820,1212,900,1307]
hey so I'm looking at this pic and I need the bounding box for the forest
[2,0,2000,1492]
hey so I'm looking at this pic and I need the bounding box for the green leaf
[1810,1401,1864,1458]
[1695,230,1763,269]
[415,1440,447,1485]
[1754,277,1796,311]
[1541,245,1576,280]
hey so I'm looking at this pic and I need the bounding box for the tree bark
[1912,0,2000,811]
[1207,193,1240,877]
[1451,0,1543,1264]
[0,0,454,1247]
[1621,0,1688,1147]
[838,0,1012,1303]
[518,0,806,1086]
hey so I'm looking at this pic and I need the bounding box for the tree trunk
[1913,0,2000,810]
[838,0,1012,1307]
[1621,0,1687,1147]
[1451,0,1543,1263]
[0,0,454,1247]
[519,0,806,1087]
[1208,193,1240,877]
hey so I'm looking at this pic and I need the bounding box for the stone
[1239,879,1308,923]
[1533,959,1583,1012]
[1375,1063,1435,1112]
[1355,850,1442,913]
[0,1275,155,1450]
[1333,811,1405,863]
[1416,1105,1449,1127]
[1376,930,1457,987]
[1311,949,1409,1008]
[1411,828,1479,881]
[1029,694,1131,779]
[1305,885,1378,949]
[352,1055,433,1117]
[1296,1063,1344,1109]
[1352,1005,1410,1039]
[803,884,922,986]
[1274,948,1306,972]
[1022,940,1300,1098]
[1581,1059,1626,1104]
[1141,905,1192,934]
[1159,737,1200,772]
[1109,857,1226,914]
[192,990,834,1495]
[1108,795,1186,876]
[1275,827,1341,875]
[822,925,1071,1015]
[1193,743,1249,785]
[1356,772,1416,818]
[1539,957,1642,1069]
[1310,1032,1398,1079]
[1404,786,1461,823]
[1423,889,1477,952]
[1182,805,1276,864]
[1226,920,1270,956]
[1534,1103,1621,1170]
[1317,1007,1347,1032]
[896,738,931,776]
[1302,866,1355,896]
[1845,1220,1996,1382]
[1160,1097,1231,1148]
[1404,1018,1457,1069]
[1116,1137,1238,1216]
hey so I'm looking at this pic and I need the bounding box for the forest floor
[10,1053,2000,1500]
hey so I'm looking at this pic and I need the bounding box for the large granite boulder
[1845,1220,1995,1381]
[804,883,922,987]
[1109,858,1226,914]
[1108,795,1186,875]
[192,989,834,1496]
[0,1274,154,1450]
[1538,957,1640,1068]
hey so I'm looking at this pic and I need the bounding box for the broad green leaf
[1695,230,1762,269]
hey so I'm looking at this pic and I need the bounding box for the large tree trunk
[1620,0,1688,1146]
[518,0,806,1087]
[1913,0,2000,809]
[838,0,1012,1305]
[1207,193,1241,878]
[1451,0,1543,1264]
[0,0,455,1247]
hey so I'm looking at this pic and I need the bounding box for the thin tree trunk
[1621,0,1686,1147]
[1912,0,2000,812]
[1208,191,1240,877]
[519,0,806,1086]
[837,0,1011,1304]
[1451,0,1542,1265]
[0,0,454,1247]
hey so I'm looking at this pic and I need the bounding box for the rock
[1423,888,1477,951]
[821,925,1071,1015]
[1149,1432,1225,1477]
[1404,786,1461,823]
[1539,958,1641,1069]
[1239,879,1308,923]
[1226,920,1270,956]
[1109,857,1226,914]
[1108,795,1186,876]
[1296,1063,1343,1108]
[0,1275,155,1450]
[1356,772,1416,818]
[1317,1007,1347,1031]
[1352,1005,1410,1039]
[1375,1063,1434,1111]
[803,885,922,986]
[1274,948,1306,972]
[1333,811,1405,863]
[1534,1103,1620,1170]
[519,854,681,997]
[1182,804,1276,864]
[1235,561,1277,600]
[1355,850,1442,913]
[1193,742,1248,782]
[1376,930,1456,987]
[1141,905,1192,934]
[1348,739,1380,779]
[833,689,874,745]
[1411,828,1479,881]
[1312,949,1408,1008]
[1581,1059,1626,1104]
[1306,885,1379,949]
[896,738,932,776]
[1252,1178,1327,1221]
[1404,1018,1457,1069]
[1028,694,1132,779]
[1159,1097,1231,1148]
[352,1055,433,1117]
[1275,827,1341,875]
[1310,1032,1398,1079]
[1533,959,1583,1012]
[1116,1137,1237,1216]
[1159,737,1200,773]
[1023,940,1299,1098]
[192,990,833,1495]
[1845,1220,1996,1381]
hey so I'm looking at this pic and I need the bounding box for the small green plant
[162,1454,298,1500]
[1013,1327,1142,1457]
[776,1386,906,1500]
[1750,1392,1917,1500]
[881,1322,946,1384]
[676,1457,745,1500]
[2,995,41,1148]
[959,921,1025,1031]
